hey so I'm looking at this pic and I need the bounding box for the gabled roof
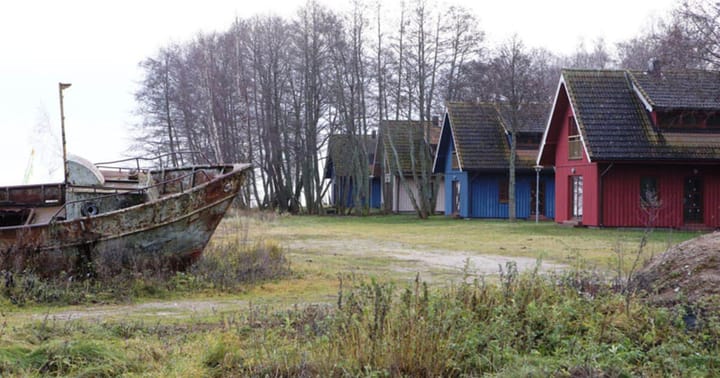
[379,120,438,174]
[437,102,548,172]
[324,134,377,178]
[563,70,658,160]
[538,69,720,165]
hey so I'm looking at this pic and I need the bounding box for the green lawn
[0,213,711,377]
[254,214,698,276]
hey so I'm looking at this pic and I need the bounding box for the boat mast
[59,82,72,184]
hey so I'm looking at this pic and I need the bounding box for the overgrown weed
[1,215,289,306]
[2,268,719,376]
[197,268,720,377]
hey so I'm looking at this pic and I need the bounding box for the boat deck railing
[47,168,214,224]
[0,183,65,207]
[95,151,212,174]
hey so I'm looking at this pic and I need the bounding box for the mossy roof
[379,120,439,174]
[558,69,720,162]
[444,102,548,171]
[324,134,377,178]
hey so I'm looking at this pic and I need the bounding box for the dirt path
[288,238,563,274]
[35,235,564,321]
[36,298,251,321]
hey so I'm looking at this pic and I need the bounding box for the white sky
[0,0,677,185]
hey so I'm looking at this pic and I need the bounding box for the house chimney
[371,129,377,139]
[647,57,661,76]
[432,115,439,127]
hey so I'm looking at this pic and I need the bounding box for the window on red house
[568,116,582,160]
[640,177,660,208]
[706,112,720,128]
[657,110,715,129]
[568,116,578,136]
[571,175,583,219]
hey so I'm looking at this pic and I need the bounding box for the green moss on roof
[380,120,438,174]
[325,134,376,178]
[560,68,720,161]
[445,102,548,171]
[629,69,720,110]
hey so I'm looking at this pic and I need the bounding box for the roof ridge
[561,68,625,74]
[628,68,720,74]
[446,101,497,107]
[623,72,663,147]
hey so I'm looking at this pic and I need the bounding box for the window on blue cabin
[516,132,541,149]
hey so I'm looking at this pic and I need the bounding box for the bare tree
[616,7,707,70]
[392,1,407,120]
[675,0,720,68]
[382,120,437,218]
[489,36,553,221]
[565,38,613,69]
[132,1,491,215]
[288,1,338,214]
[379,0,449,219]
[134,47,182,165]
[442,6,483,102]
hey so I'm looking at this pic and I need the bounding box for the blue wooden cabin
[433,102,555,219]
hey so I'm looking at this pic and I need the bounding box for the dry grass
[0,212,714,377]
[253,214,698,278]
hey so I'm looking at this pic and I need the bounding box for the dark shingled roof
[629,70,720,110]
[380,120,438,173]
[445,102,548,171]
[556,69,720,162]
[324,134,377,178]
[497,102,549,133]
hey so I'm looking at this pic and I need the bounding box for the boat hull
[0,164,250,277]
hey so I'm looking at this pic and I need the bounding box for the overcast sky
[0,0,677,185]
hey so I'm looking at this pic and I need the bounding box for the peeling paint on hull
[0,163,251,277]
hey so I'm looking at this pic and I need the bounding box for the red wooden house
[538,67,720,229]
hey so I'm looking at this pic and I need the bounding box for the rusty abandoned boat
[0,153,251,277]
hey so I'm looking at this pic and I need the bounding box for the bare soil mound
[632,231,720,311]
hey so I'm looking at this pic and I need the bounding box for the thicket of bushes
[2,265,718,376]
[2,213,717,376]
[201,266,720,377]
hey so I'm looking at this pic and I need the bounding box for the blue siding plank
[545,176,555,219]
[371,178,382,208]
[465,173,554,220]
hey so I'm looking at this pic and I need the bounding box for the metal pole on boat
[59,82,72,184]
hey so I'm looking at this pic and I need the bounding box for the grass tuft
[189,238,290,291]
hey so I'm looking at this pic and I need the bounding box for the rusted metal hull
[0,163,250,277]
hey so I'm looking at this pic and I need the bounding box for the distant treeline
[133,0,720,214]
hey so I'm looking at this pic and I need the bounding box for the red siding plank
[602,165,720,228]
